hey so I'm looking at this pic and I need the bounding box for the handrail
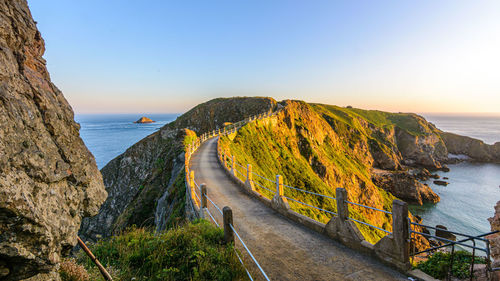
[410,221,488,242]
[234,161,247,170]
[205,208,220,228]
[230,224,271,281]
[345,200,392,215]
[253,180,275,194]
[235,251,254,281]
[347,217,392,234]
[251,172,275,183]
[206,195,223,215]
[284,196,337,216]
[283,184,336,201]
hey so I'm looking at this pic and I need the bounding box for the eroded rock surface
[489,200,500,260]
[0,1,106,280]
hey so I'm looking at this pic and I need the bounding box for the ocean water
[76,114,179,169]
[409,114,500,237]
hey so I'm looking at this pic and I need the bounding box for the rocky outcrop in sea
[0,1,107,280]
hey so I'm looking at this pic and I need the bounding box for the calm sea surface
[76,113,500,236]
[409,114,500,236]
[75,114,179,169]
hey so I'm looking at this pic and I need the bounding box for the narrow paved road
[190,137,408,281]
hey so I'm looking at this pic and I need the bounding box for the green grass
[77,220,247,281]
[415,251,485,279]
[219,109,395,244]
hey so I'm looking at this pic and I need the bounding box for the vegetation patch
[75,220,246,281]
[415,251,485,279]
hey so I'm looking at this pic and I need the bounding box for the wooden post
[201,184,207,209]
[336,188,348,221]
[77,237,113,281]
[223,206,234,244]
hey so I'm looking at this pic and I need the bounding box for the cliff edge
[0,1,107,280]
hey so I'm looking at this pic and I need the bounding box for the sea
[410,114,500,237]
[76,113,500,238]
[75,114,179,169]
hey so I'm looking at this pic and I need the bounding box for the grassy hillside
[219,100,443,244]
[66,221,246,281]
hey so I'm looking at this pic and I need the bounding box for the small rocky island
[134,116,155,123]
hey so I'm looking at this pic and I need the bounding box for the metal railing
[409,221,499,281]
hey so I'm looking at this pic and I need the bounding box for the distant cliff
[441,132,500,162]
[79,97,277,241]
[0,1,106,280]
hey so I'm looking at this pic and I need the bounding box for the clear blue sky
[29,0,500,114]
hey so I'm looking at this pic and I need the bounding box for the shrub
[77,220,246,281]
[59,259,89,281]
[415,250,485,279]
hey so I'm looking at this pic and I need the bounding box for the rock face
[372,170,440,205]
[0,1,107,280]
[134,116,155,123]
[489,200,500,260]
[441,132,500,163]
[79,97,277,241]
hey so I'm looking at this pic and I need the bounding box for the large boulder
[0,1,106,280]
[372,170,440,205]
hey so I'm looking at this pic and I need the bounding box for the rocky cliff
[489,200,500,261]
[79,97,277,241]
[0,1,107,280]
[441,132,500,163]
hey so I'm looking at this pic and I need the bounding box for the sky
[28,0,500,114]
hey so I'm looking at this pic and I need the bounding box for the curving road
[190,137,408,281]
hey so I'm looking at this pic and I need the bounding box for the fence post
[392,199,410,266]
[189,170,195,189]
[245,164,256,192]
[200,184,207,218]
[231,155,236,176]
[336,188,348,220]
[223,153,228,169]
[325,188,366,251]
[223,206,234,244]
[271,175,290,213]
[201,184,207,209]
